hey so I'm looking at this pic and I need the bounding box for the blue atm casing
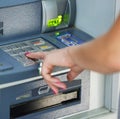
[0,0,92,119]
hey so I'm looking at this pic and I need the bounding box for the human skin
[26,15,120,94]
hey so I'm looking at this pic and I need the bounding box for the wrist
[66,46,79,67]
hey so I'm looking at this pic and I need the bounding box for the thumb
[67,67,83,81]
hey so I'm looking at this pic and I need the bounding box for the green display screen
[47,15,62,27]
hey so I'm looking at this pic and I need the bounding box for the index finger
[26,52,47,59]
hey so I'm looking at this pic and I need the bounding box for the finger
[46,79,66,94]
[42,70,61,83]
[67,71,80,81]
[44,75,67,90]
[42,64,67,93]
[52,79,67,90]
[67,69,83,81]
[47,81,59,94]
[26,52,47,59]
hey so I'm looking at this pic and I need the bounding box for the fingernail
[52,90,58,95]
[25,52,31,56]
[54,82,64,85]
[61,86,66,90]
[54,81,61,83]
[54,82,66,90]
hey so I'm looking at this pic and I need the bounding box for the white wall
[89,72,105,110]
[75,0,116,110]
[75,0,115,37]
[116,0,120,17]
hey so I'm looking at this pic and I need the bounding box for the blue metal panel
[0,28,93,84]
[42,28,93,48]
[0,47,39,84]
[0,0,39,8]
[0,1,42,44]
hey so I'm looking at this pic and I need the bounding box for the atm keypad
[0,38,56,66]
[14,55,35,66]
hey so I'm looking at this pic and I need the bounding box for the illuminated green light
[55,32,60,36]
[47,15,62,27]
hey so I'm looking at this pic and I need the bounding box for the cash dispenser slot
[10,88,81,118]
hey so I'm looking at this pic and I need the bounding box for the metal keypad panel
[0,38,56,66]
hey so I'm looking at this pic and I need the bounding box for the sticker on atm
[56,32,84,46]
[39,45,53,51]
[31,40,45,46]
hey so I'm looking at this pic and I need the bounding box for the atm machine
[0,0,93,119]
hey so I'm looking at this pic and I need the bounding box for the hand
[26,48,83,94]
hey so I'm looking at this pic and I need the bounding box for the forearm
[67,35,113,73]
[68,15,120,73]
